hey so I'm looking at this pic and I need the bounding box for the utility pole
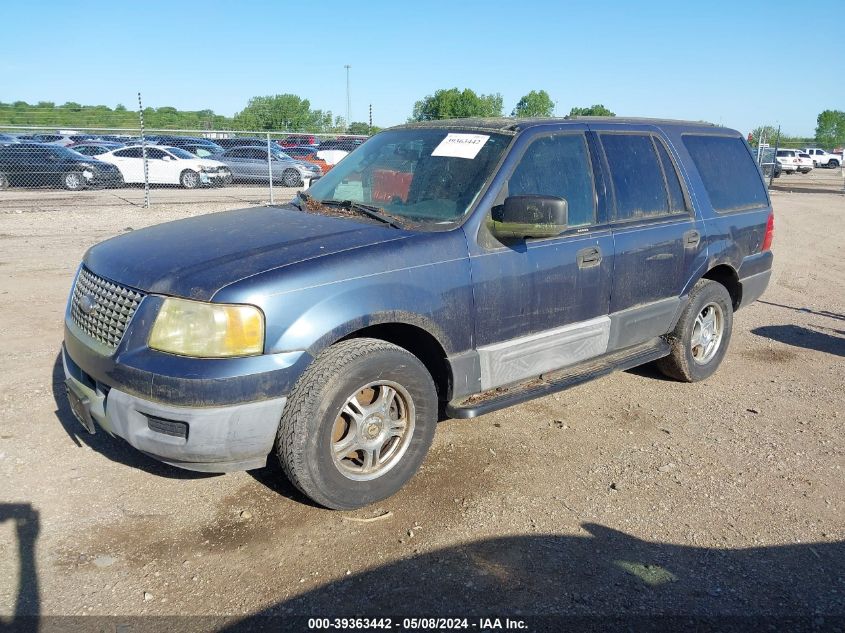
[344,64,351,132]
[369,103,372,133]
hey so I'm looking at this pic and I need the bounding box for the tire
[180,169,200,189]
[0,173,9,190]
[656,279,734,383]
[63,171,85,191]
[282,168,301,187]
[276,338,438,510]
[829,159,840,168]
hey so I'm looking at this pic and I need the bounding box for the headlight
[148,297,264,358]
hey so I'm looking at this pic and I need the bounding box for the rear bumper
[738,251,773,309]
[63,346,285,472]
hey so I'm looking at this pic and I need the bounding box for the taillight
[762,212,774,251]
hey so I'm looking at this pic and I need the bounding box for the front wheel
[281,168,301,187]
[180,169,200,189]
[276,338,437,510]
[656,279,734,383]
[63,171,86,191]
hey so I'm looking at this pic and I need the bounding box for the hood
[84,206,411,301]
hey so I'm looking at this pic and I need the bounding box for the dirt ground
[0,182,843,630]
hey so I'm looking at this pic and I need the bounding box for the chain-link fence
[0,125,369,208]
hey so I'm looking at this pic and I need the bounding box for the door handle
[576,246,602,268]
[684,229,701,248]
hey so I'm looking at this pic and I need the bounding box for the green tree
[347,121,370,135]
[815,110,845,148]
[750,125,778,146]
[234,94,331,132]
[512,90,555,117]
[411,88,503,121]
[568,104,615,117]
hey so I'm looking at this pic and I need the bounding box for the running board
[446,338,671,419]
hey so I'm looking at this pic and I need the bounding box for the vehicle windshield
[306,128,512,224]
[166,147,196,160]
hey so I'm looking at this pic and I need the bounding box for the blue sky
[1,0,841,136]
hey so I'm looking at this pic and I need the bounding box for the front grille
[70,267,145,349]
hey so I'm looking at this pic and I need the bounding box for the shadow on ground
[757,300,845,322]
[0,504,39,630]
[752,325,845,357]
[216,524,844,631]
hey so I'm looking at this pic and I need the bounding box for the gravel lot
[0,183,843,629]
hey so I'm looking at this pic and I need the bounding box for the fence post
[138,92,150,208]
[267,132,274,205]
[769,126,780,189]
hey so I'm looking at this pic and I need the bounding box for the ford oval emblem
[80,294,98,315]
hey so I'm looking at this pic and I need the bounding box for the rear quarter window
[683,135,768,212]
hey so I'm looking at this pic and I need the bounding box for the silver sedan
[215,146,321,186]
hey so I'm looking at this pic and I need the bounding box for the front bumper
[63,346,286,472]
[199,169,231,185]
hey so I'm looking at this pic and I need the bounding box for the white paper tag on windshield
[431,133,490,159]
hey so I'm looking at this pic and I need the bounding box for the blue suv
[62,117,774,509]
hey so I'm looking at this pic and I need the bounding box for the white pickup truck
[800,148,841,168]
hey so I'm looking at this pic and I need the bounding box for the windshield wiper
[318,198,405,230]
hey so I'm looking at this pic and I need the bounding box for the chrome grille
[70,267,145,349]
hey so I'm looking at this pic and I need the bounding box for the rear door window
[683,135,768,212]
[600,133,669,221]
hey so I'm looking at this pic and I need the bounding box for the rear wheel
[276,338,437,510]
[282,168,301,187]
[180,169,200,189]
[656,279,733,383]
[829,159,840,168]
[63,171,85,191]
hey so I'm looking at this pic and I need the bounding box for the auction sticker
[431,133,490,159]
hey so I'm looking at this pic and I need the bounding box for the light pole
[344,64,351,132]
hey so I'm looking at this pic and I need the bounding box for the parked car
[68,141,126,156]
[776,149,812,174]
[96,145,231,188]
[0,143,123,190]
[213,146,321,185]
[280,146,332,174]
[800,147,841,168]
[169,143,224,158]
[156,137,224,155]
[317,139,365,152]
[216,137,272,149]
[315,139,366,166]
[279,134,317,147]
[795,151,814,174]
[61,117,774,509]
[0,133,20,146]
[29,133,75,146]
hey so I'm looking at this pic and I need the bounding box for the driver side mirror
[491,195,568,239]
[161,155,173,161]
